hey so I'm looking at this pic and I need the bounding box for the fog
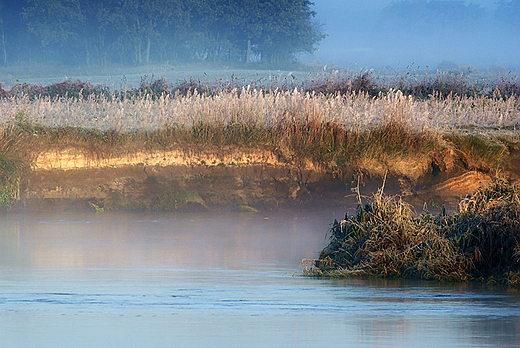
[308,0,520,71]
[0,0,518,84]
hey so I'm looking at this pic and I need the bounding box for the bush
[308,179,520,286]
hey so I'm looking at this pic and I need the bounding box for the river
[1,211,519,347]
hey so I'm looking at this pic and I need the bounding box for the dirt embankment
[19,144,520,213]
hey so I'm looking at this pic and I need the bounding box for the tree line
[1,0,518,68]
[0,0,324,66]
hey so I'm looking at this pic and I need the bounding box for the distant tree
[0,0,6,65]
[98,0,187,65]
[186,0,323,65]
[16,0,324,66]
[23,0,93,64]
[254,0,324,64]
[1,0,35,65]
[187,0,231,61]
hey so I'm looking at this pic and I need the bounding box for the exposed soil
[17,145,520,213]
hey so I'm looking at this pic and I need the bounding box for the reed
[0,76,518,211]
[306,178,520,286]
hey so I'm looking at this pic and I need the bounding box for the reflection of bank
[0,212,330,271]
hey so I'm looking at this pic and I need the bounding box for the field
[0,71,519,212]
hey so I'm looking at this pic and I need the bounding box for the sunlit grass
[305,178,520,286]
[0,76,518,210]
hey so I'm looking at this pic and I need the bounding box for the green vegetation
[0,126,29,211]
[1,0,323,66]
[304,179,520,286]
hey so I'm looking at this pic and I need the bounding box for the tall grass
[0,76,518,210]
[305,179,520,286]
[1,80,518,132]
[1,82,517,168]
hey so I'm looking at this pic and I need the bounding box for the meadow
[1,72,518,182]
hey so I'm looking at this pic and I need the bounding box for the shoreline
[0,76,518,213]
[15,143,520,213]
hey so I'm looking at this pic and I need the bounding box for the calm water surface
[1,211,519,347]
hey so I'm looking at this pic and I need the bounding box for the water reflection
[0,212,330,270]
[0,211,519,348]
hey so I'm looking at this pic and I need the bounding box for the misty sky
[308,0,518,70]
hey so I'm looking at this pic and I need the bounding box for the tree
[0,0,32,65]
[0,0,6,65]
[188,0,324,65]
[98,0,187,65]
[16,0,324,66]
[23,0,92,64]
[254,0,324,64]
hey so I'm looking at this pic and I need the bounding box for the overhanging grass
[305,178,520,286]
[0,126,30,211]
[6,116,438,177]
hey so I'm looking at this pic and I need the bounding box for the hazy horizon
[307,0,519,71]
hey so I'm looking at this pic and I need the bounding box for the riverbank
[0,76,519,212]
[5,126,520,213]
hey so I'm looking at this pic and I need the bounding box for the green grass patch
[0,126,30,211]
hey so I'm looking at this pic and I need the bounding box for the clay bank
[16,135,520,213]
[0,77,519,213]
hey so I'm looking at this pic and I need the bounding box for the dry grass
[305,178,520,286]
[0,77,518,210]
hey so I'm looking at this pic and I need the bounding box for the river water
[1,211,519,347]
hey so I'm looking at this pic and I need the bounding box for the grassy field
[0,72,519,212]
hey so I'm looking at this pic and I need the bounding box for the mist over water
[1,212,520,348]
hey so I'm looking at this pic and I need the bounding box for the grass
[0,125,31,211]
[0,75,518,211]
[304,178,520,286]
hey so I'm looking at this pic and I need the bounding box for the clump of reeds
[0,125,30,211]
[306,178,520,286]
[452,178,520,284]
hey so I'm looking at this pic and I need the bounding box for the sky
[306,0,518,71]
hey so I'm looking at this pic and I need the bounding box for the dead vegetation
[305,178,520,286]
[0,76,518,211]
